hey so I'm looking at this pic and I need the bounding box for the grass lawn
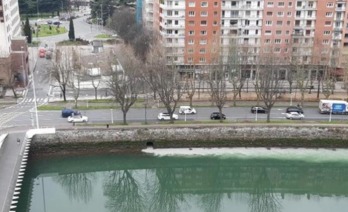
[33,24,67,37]
[95,34,112,38]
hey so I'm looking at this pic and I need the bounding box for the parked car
[285,112,305,120]
[67,115,88,123]
[61,109,80,118]
[157,113,178,121]
[286,106,304,114]
[53,21,61,25]
[251,106,267,114]
[210,112,226,120]
[179,106,196,114]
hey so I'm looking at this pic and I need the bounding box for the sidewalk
[0,132,26,212]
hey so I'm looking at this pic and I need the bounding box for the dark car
[251,106,267,113]
[210,112,226,120]
[286,106,304,114]
[61,109,80,118]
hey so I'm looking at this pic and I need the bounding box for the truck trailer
[318,100,348,114]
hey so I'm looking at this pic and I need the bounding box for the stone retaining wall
[30,125,348,154]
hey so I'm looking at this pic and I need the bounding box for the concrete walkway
[0,132,26,212]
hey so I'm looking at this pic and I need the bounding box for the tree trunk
[219,107,223,123]
[266,110,271,123]
[189,95,193,107]
[123,111,127,125]
[11,87,17,98]
[232,93,237,107]
[94,87,98,100]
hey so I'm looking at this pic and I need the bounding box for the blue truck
[319,100,348,114]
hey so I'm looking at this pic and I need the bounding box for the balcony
[160,4,185,10]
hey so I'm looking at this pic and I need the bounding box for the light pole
[110,109,114,124]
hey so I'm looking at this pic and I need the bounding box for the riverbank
[30,124,348,155]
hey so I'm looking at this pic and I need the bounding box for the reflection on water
[17,148,348,212]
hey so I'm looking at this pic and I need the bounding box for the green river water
[17,148,348,212]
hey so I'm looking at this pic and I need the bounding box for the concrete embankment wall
[30,125,348,154]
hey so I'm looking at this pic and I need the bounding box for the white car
[67,115,88,123]
[179,106,197,114]
[157,113,179,121]
[285,112,304,120]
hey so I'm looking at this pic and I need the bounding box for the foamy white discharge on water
[142,147,348,163]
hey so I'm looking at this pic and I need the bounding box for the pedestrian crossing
[18,98,48,105]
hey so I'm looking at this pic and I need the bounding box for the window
[187,48,194,53]
[276,21,283,26]
[231,1,237,6]
[174,20,178,25]
[267,2,274,7]
[200,39,207,44]
[276,30,282,35]
[189,20,195,26]
[275,39,281,44]
[188,2,195,7]
[277,12,284,17]
[287,12,292,17]
[278,2,285,7]
[287,21,291,26]
[213,21,218,25]
[201,20,207,26]
[308,1,314,7]
[324,31,331,35]
[187,57,193,62]
[265,21,272,26]
[326,12,333,17]
[188,39,194,44]
[201,11,208,16]
[213,30,217,34]
[267,11,273,16]
[214,11,218,16]
[188,11,195,16]
[296,1,302,7]
[199,48,206,53]
[199,57,206,63]
[200,30,207,35]
[327,2,334,7]
[285,39,289,43]
[307,11,313,17]
[288,2,292,6]
[189,30,194,35]
[286,30,290,35]
[214,2,218,6]
[174,1,179,6]
[201,2,208,7]
[274,47,281,53]
[323,39,329,44]
[265,30,272,35]
[265,39,271,43]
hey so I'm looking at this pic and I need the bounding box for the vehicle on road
[179,106,196,114]
[158,113,178,120]
[53,20,61,25]
[286,106,304,114]
[68,115,88,123]
[210,112,226,120]
[318,99,348,114]
[250,106,267,114]
[61,109,80,118]
[39,48,46,58]
[285,112,304,120]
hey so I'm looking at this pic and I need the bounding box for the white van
[179,106,197,114]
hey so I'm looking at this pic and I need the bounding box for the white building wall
[0,0,21,57]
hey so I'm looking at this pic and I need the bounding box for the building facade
[0,0,28,93]
[143,0,348,80]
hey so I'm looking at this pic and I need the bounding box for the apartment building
[0,0,28,93]
[143,0,348,79]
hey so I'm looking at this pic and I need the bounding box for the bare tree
[50,47,75,102]
[107,46,143,125]
[205,62,228,123]
[227,40,246,106]
[183,71,196,108]
[68,48,83,108]
[0,58,17,98]
[144,43,184,123]
[290,56,309,107]
[254,48,284,122]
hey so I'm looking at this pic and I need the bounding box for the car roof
[289,111,300,114]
